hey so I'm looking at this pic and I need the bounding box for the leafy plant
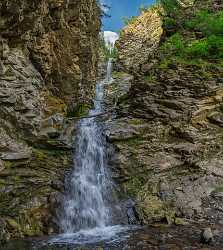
[161,33,185,56]
[185,10,223,36]
[185,39,209,58]
[159,0,181,17]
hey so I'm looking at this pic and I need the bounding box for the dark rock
[125,200,140,225]
[200,228,214,244]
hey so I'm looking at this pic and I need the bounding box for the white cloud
[103,31,119,49]
[100,0,109,13]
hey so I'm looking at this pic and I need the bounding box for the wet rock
[125,200,140,225]
[200,228,214,244]
[0,0,101,240]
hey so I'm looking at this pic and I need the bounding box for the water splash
[48,225,132,246]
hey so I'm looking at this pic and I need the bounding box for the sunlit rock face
[116,7,163,73]
[0,0,100,241]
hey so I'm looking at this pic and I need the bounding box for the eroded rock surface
[0,0,100,240]
[116,7,163,73]
[106,0,223,227]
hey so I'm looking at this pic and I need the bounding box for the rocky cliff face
[0,0,100,241]
[116,7,163,73]
[107,0,223,226]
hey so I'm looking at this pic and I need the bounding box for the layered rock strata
[0,0,100,240]
[107,1,223,226]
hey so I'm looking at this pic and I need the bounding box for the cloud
[100,0,109,13]
[103,31,119,49]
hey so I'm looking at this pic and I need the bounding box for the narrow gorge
[1,0,223,249]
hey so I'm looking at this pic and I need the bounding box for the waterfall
[106,58,113,83]
[60,59,115,234]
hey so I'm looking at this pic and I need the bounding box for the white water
[106,58,113,83]
[46,59,138,247]
[59,58,120,236]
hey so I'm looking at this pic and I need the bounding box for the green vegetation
[158,0,223,68]
[66,103,91,118]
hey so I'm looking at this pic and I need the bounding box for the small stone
[200,228,214,244]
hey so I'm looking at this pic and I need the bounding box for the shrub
[161,33,185,56]
[185,10,223,36]
[163,17,178,30]
[159,0,181,17]
[207,35,223,58]
[185,39,209,58]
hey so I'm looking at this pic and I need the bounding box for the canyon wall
[108,0,223,226]
[0,0,100,240]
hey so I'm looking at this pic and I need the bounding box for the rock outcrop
[0,0,100,240]
[107,0,223,226]
[116,7,163,73]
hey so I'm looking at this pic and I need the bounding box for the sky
[102,0,155,32]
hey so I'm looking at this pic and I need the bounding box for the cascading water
[59,58,116,235]
[106,58,113,83]
[46,59,137,247]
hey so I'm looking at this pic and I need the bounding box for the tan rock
[117,6,163,72]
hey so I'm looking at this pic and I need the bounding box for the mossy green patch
[67,103,91,118]
[136,195,176,224]
[112,71,127,78]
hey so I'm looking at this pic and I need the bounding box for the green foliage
[161,33,185,56]
[159,1,223,63]
[161,34,223,60]
[185,10,223,36]
[163,17,177,30]
[185,39,209,58]
[207,35,223,58]
[158,0,184,32]
[144,74,156,82]
[159,0,181,17]
[185,36,223,59]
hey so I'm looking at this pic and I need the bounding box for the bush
[185,39,209,58]
[159,0,181,17]
[185,10,223,36]
[207,35,223,58]
[163,17,178,31]
[161,33,185,56]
